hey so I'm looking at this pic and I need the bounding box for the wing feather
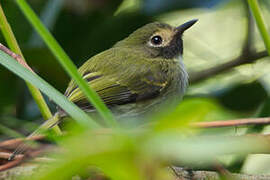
[64,48,169,111]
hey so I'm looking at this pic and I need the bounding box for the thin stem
[0,4,61,135]
[0,135,44,149]
[247,0,270,55]
[192,117,270,128]
[15,0,117,127]
[242,0,254,54]
[189,50,268,83]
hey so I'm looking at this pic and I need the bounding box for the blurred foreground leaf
[26,129,270,180]
[154,98,239,132]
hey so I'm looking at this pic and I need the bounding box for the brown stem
[0,43,34,73]
[0,152,23,160]
[192,117,270,128]
[0,158,24,172]
[213,162,236,180]
[189,50,268,83]
[0,135,44,149]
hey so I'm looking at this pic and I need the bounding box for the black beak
[176,19,198,33]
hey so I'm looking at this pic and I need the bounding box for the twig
[0,158,24,172]
[192,117,270,128]
[0,135,44,149]
[0,151,54,163]
[189,50,268,83]
[171,166,270,180]
[213,162,235,180]
[0,152,23,160]
[0,43,34,73]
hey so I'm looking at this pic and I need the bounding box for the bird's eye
[151,35,163,46]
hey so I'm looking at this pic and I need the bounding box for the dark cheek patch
[160,37,183,59]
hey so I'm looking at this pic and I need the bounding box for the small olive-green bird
[62,19,197,119]
[10,19,197,159]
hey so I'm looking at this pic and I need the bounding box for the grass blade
[0,4,61,134]
[248,0,270,54]
[15,0,117,127]
[0,50,100,129]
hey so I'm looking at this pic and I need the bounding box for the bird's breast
[165,56,188,98]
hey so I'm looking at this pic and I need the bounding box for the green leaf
[0,50,100,129]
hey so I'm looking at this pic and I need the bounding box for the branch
[189,50,268,83]
[189,1,266,84]
[0,135,44,149]
[242,0,254,55]
[0,43,34,73]
[171,166,270,180]
[192,117,270,128]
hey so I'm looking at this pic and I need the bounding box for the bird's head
[114,19,198,59]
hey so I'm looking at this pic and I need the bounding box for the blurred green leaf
[144,132,270,166]
[30,131,145,180]
[25,129,270,179]
[154,98,238,132]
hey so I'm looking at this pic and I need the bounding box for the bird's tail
[8,113,61,161]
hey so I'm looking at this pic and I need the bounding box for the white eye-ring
[149,35,163,46]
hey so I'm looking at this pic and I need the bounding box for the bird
[9,19,197,160]
[61,19,197,119]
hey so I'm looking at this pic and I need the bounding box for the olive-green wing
[64,48,168,111]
